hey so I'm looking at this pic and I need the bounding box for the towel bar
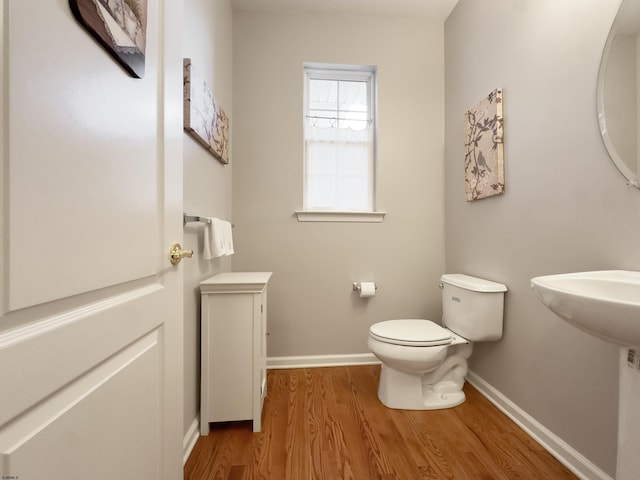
[183,213,211,226]
[183,213,234,228]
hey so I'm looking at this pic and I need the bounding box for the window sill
[295,210,387,223]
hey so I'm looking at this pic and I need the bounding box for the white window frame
[297,63,386,223]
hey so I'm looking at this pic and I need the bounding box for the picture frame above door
[69,0,148,78]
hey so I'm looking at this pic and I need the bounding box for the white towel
[202,217,233,259]
[222,220,234,255]
[202,217,216,260]
[210,218,227,258]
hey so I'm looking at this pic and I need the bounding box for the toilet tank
[440,274,507,341]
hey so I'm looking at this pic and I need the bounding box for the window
[301,63,380,219]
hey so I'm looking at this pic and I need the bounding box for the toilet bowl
[368,274,507,410]
[368,319,472,409]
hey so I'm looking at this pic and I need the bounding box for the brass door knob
[169,243,194,265]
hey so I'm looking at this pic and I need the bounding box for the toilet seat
[369,319,452,347]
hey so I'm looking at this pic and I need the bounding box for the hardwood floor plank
[227,465,246,480]
[284,368,311,478]
[252,365,289,479]
[306,368,339,477]
[185,365,579,480]
[346,366,427,479]
[329,366,383,479]
[312,368,357,479]
[454,386,577,480]
[184,424,230,480]
[205,424,242,479]
[399,410,466,479]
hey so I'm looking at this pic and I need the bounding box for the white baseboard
[183,415,200,466]
[466,371,613,480]
[267,353,380,369]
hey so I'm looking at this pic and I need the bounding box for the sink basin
[530,270,640,346]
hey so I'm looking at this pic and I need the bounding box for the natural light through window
[301,63,380,221]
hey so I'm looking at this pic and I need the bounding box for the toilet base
[377,363,467,410]
[421,381,466,410]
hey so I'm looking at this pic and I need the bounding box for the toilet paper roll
[359,282,376,298]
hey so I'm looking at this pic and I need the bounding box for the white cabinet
[199,272,272,435]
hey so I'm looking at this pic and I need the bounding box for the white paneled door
[0,0,184,479]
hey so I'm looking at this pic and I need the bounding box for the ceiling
[230,0,460,22]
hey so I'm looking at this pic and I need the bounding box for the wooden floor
[185,365,578,480]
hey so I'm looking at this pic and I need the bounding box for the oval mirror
[597,0,640,188]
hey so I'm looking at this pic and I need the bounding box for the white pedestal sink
[531,270,640,480]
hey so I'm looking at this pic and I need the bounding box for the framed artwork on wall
[69,0,148,78]
[183,59,230,164]
[464,88,505,201]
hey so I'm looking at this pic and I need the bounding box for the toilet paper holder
[352,282,378,292]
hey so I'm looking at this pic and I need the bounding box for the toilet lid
[369,319,452,347]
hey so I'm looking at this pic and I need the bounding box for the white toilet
[368,274,507,410]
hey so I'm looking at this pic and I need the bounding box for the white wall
[231,10,446,357]
[182,0,233,438]
[445,0,640,475]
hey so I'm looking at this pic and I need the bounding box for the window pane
[338,80,367,130]
[305,139,371,211]
[308,79,337,127]
[308,78,369,130]
[306,142,337,175]
[307,175,336,208]
[303,64,375,212]
[308,79,337,111]
[339,112,368,130]
[338,81,367,111]
[340,145,369,176]
[338,177,369,210]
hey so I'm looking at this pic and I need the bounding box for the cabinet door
[207,294,253,422]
